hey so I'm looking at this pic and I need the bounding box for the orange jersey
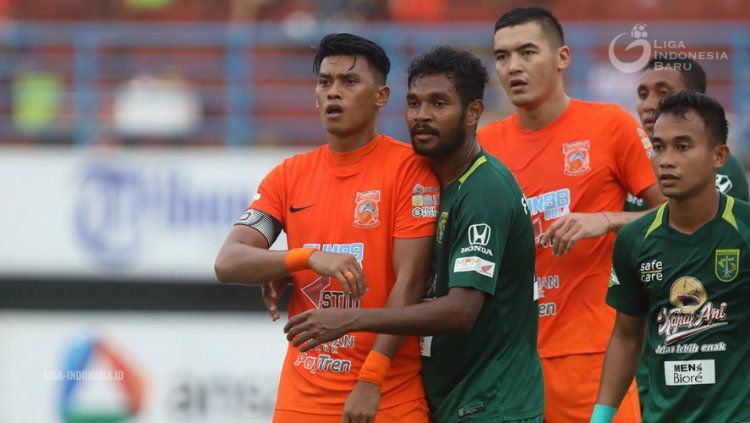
[477,98,656,358]
[250,134,439,414]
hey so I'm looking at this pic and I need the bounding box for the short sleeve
[611,108,657,198]
[606,230,649,315]
[447,185,511,296]
[392,156,440,239]
[248,162,286,228]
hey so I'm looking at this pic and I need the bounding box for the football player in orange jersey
[477,7,665,423]
[215,33,437,423]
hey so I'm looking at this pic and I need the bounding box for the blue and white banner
[0,147,302,280]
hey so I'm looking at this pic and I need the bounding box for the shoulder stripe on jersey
[722,195,739,232]
[458,155,487,189]
[645,203,668,239]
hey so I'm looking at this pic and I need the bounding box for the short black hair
[407,46,489,108]
[644,58,707,93]
[313,33,390,84]
[494,7,564,47]
[655,91,728,146]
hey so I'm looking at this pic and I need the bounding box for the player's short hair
[407,46,489,108]
[313,33,390,84]
[655,91,728,146]
[644,58,707,93]
[494,7,565,47]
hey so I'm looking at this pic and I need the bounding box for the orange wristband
[358,351,391,386]
[285,248,315,272]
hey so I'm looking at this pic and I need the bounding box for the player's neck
[516,89,570,131]
[431,138,482,189]
[327,125,377,153]
[667,187,720,235]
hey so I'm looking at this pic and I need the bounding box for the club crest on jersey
[353,190,380,229]
[562,140,591,176]
[715,249,739,282]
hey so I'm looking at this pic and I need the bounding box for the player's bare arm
[542,183,665,256]
[284,286,485,351]
[342,236,433,423]
[214,224,367,297]
[594,312,646,410]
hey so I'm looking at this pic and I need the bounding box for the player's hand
[342,381,381,423]
[261,277,290,321]
[541,212,610,256]
[284,308,356,351]
[308,250,367,299]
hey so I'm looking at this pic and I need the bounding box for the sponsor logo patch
[639,259,663,284]
[468,223,491,246]
[664,360,715,386]
[412,206,437,218]
[716,174,733,194]
[638,127,653,156]
[453,256,495,277]
[609,268,620,287]
[657,277,728,345]
[528,188,570,221]
[420,336,432,357]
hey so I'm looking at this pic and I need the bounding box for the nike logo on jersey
[290,204,314,213]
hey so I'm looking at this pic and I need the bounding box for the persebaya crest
[715,249,739,282]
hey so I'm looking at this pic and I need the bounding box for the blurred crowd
[0,0,747,147]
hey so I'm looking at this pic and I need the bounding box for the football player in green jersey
[284,46,544,423]
[592,91,750,422]
[625,57,748,212]
[626,57,749,416]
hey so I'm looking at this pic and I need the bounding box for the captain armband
[234,209,282,247]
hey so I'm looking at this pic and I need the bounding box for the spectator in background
[388,0,446,22]
[12,70,63,137]
[112,69,201,145]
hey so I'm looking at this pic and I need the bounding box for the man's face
[406,73,466,158]
[637,68,685,136]
[314,55,383,136]
[493,22,564,108]
[650,110,720,200]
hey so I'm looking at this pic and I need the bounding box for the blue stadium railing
[0,22,748,151]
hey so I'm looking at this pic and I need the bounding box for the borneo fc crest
[354,190,381,229]
[562,140,591,176]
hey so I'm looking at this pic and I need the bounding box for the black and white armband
[234,209,282,246]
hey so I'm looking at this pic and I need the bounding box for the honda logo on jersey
[468,224,491,246]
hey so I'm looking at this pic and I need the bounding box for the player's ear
[556,45,571,71]
[375,85,390,108]
[465,99,484,128]
[713,143,729,170]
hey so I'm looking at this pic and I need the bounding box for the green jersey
[624,153,748,211]
[421,152,544,422]
[608,194,750,422]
